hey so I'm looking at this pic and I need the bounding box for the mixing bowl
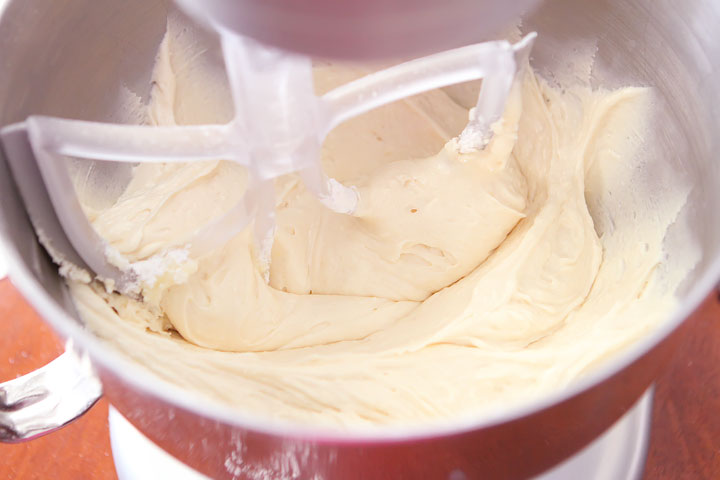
[1,0,719,478]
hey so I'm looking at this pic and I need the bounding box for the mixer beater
[0,9,535,297]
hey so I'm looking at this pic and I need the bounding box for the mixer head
[175,0,543,60]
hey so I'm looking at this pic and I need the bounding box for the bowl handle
[0,342,102,442]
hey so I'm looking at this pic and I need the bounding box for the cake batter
[68,18,688,427]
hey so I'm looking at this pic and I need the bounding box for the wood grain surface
[0,277,718,479]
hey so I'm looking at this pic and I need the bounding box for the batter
[68,18,688,427]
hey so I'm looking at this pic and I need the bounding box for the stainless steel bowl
[1,0,719,478]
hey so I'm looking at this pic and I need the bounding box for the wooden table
[0,278,718,479]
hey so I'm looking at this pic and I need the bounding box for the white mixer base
[109,388,653,480]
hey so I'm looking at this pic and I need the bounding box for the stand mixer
[1,0,719,479]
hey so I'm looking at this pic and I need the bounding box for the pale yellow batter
[68,18,688,427]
